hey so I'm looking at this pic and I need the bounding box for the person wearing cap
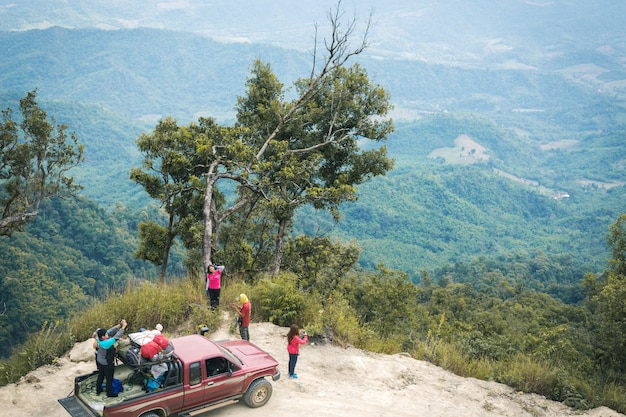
[233,294,251,341]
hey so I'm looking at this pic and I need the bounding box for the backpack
[125,346,141,370]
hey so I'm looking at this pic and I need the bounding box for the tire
[139,412,160,417]
[243,378,272,408]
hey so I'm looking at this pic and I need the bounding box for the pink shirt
[206,266,224,290]
[287,335,308,354]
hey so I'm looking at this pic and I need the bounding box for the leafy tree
[199,6,393,275]
[130,117,205,283]
[352,265,418,338]
[607,214,626,277]
[0,90,84,235]
[281,234,360,296]
[234,61,394,275]
[584,214,626,378]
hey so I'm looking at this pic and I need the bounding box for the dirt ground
[2,316,624,417]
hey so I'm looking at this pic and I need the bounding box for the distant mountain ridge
[0,1,625,277]
[3,0,626,65]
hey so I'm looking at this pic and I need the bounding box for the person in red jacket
[286,324,308,379]
[234,293,251,341]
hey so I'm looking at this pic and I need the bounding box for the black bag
[126,346,141,370]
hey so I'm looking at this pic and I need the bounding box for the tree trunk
[270,217,288,277]
[159,210,176,285]
[203,160,220,272]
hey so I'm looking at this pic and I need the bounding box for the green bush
[257,273,318,328]
[597,382,626,413]
[0,321,73,386]
[494,354,556,397]
[307,291,363,347]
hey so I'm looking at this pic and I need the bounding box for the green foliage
[607,214,626,276]
[0,90,84,235]
[257,273,319,327]
[0,321,73,385]
[134,221,168,264]
[352,265,419,338]
[306,290,364,348]
[582,214,626,377]
[68,280,218,341]
[281,235,361,296]
[200,54,395,273]
[0,196,156,357]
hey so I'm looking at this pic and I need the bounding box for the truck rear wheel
[243,378,272,408]
[139,412,160,417]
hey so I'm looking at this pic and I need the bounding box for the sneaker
[106,393,118,398]
[289,374,298,379]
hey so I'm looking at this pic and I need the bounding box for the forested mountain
[0,22,623,279]
[0,0,625,356]
[0,197,157,351]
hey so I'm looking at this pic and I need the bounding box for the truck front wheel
[243,378,272,408]
[139,412,160,417]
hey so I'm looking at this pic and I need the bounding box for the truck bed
[65,359,182,415]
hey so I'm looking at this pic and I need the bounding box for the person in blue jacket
[94,319,127,397]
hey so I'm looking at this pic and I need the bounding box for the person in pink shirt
[206,263,225,309]
[287,324,308,379]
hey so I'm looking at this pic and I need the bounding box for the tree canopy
[0,90,84,235]
[131,6,394,278]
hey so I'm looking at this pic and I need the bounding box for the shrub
[305,290,362,347]
[495,354,556,397]
[256,273,318,327]
[598,382,626,414]
[69,279,220,340]
[0,321,73,386]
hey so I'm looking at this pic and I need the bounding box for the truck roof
[171,334,222,362]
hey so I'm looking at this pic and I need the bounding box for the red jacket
[287,335,308,354]
[239,301,251,327]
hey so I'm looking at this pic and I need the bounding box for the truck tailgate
[58,396,98,417]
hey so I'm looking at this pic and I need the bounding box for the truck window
[189,361,201,385]
[206,357,227,377]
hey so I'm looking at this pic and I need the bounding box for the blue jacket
[96,326,125,366]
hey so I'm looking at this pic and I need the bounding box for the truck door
[182,361,206,409]
[203,357,245,404]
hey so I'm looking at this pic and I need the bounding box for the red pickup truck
[58,334,281,417]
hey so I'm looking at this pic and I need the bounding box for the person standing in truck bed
[94,319,127,397]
